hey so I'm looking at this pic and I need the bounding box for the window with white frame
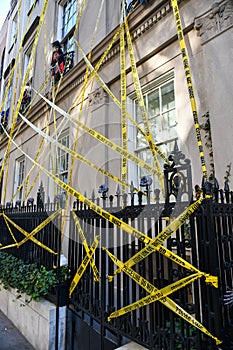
[23,47,34,85]
[5,84,12,114]
[56,133,69,200]
[10,14,17,48]
[61,0,77,52]
[14,157,25,201]
[132,71,177,190]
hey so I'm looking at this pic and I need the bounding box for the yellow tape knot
[108,276,114,283]
[205,194,213,199]
[205,274,218,288]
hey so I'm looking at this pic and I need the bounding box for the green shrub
[0,251,58,303]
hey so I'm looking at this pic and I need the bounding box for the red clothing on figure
[50,41,65,80]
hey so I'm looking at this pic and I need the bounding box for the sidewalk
[0,310,34,349]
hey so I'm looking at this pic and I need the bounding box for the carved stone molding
[195,0,233,43]
[88,87,108,107]
[102,1,172,66]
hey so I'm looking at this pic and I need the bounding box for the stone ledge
[0,286,66,350]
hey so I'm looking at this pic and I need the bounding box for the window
[23,48,34,85]
[61,0,77,52]
[56,134,69,201]
[132,72,177,190]
[19,47,33,114]
[10,15,17,48]
[125,0,144,15]
[62,0,77,37]
[14,157,25,201]
[5,84,12,115]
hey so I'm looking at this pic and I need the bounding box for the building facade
[0,0,232,243]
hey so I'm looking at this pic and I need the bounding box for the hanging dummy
[50,40,65,82]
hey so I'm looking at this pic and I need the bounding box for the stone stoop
[116,342,149,349]
[0,287,66,350]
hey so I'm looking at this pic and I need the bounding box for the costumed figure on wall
[50,40,65,82]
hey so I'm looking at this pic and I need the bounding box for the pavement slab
[0,310,35,349]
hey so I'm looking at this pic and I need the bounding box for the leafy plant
[0,251,59,303]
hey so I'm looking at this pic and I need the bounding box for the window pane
[150,115,163,142]
[135,100,144,123]
[62,0,77,37]
[64,35,75,53]
[148,89,159,117]
[162,110,177,139]
[138,149,152,179]
[5,85,12,112]
[57,135,69,175]
[162,81,175,112]
[133,74,177,194]
[136,122,147,148]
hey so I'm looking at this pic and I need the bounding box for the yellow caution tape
[171,0,207,180]
[109,272,201,319]
[64,0,105,241]
[1,123,215,281]
[69,235,100,297]
[2,124,153,245]
[11,136,45,202]
[32,87,162,177]
[71,25,161,172]
[75,41,171,169]
[120,23,128,198]
[70,24,123,111]
[112,198,216,281]
[68,0,88,59]
[205,274,218,288]
[124,15,165,195]
[3,215,18,245]
[72,211,100,282]
[1,209,61,254]
[2,0,49,204]
[19,112,139,193]
[105,248,221,345]
[67,0,104,193]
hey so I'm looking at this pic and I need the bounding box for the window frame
[23,45,34,86]
[129,71,178,191]
[10,14,17,49]
[55,133,69,201]
[4,83,13,115]
[13,157,25,201]
[61,0,77,40]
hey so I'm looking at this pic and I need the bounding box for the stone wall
[0,287,66,350]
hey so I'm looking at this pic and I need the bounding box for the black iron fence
[0,202,61,270]
[0,146,232,349]
[67,192,233,350]
[67,148,233,350]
